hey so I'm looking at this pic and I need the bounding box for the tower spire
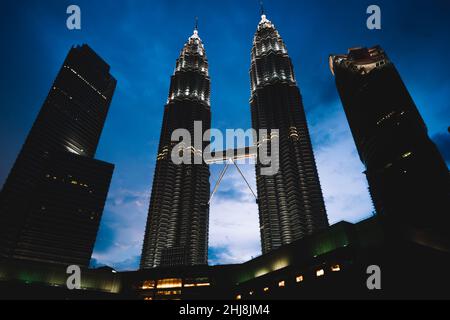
[259,1,269,24]
[194,16,198,31]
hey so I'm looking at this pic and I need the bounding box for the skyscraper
[140,26,211,269]
[330,46,449,231]
[250,13,328,254]
[0,45,116,266]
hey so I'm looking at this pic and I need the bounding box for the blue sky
[0,0,449,270]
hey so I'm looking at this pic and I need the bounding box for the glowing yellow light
[236,295,242,300]
[196,283,210,287]
[142,280,155,290]
[156,278,182,289]
[249,291,254,295]
[157,290,181,296]
[402,152,412,158]
[316,269,325,277]
[278,281,285,288]
[331,264,341,272]
[296,275,304,283]
[263,287,269,292]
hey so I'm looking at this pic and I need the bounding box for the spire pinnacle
[191,16,199,39]
[259,1,268,23]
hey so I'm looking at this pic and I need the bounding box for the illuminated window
[402,152,412,158]
[142,280,155,290]
[249,291,254,296]
[144,297,153,300]
[156,278,182,289]
[278,281,285,288]
[156,290,181,296]
[236,295,242,300]
[316,269,325,277]
[196,282,210,287]
[331,264,341,272]
[263,287,269,292]
[296,275,304,283]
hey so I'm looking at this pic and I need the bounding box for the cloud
[90,188,149,270]
[310,102,374,224]
[208,164,262,265]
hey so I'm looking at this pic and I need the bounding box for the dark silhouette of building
[140,25,211,269]
[3,216,450,300]
[330,46,449,232]
[0,44,116,267]
[250,12,328,254]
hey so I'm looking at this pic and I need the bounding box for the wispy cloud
[310,102,374,224]
[91,188,149,270]
[208,164,262,265]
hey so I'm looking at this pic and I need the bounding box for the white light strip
[64,66,107,100]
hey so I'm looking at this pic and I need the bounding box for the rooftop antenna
[194,16,198,31]
[260,1,265,16]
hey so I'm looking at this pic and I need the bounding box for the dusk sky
[0,0,449,270]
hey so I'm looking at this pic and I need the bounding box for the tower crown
[250,14,295,94]
[168,25,210,106]
[258,14,274,30]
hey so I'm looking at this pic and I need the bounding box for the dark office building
[0,45,116,266]
[140,26,211,269]
[330,46,449,232]
[250,13,328,254]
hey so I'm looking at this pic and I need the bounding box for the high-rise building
[250,13,328,254]
[0,44,116,266]
[330,46,449,230]
[140,26,211,269]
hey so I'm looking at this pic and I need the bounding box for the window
[296,275,304,283]
[196,282,210,287]
[402,152,412,159]
[183,278,210,288]
[156,278,182,289]
[156,290,181,296]
[278,281,285,288]
[263,287,269,293]
[142,280,155,290]
[316,269,325,277]
[331,264,341,272]
[236,295,242,300]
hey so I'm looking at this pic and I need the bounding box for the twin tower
[140,14,328,269]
